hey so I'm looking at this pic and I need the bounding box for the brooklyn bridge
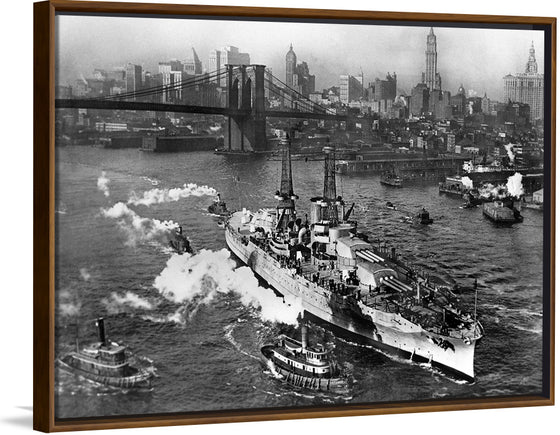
[55,64,354,152]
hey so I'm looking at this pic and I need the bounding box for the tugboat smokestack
[301,323,308,352]
[96,317,108,347]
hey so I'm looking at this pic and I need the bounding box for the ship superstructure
[225,134,483,381]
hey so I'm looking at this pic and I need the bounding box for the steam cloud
[59,289,81,317]
[461,176,473,190]
[504,143,516,163]
[97,171,110,197]
[102,291,154,314]
[153,249,303,325]
[101,202,179,247]
[128,183,217,207]
[80,267,91,282]
[506,172,524,198]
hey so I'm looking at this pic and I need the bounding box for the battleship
[225,135,484,381]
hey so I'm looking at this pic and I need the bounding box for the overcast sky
[55,13,545,100]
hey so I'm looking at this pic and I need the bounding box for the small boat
[482,199,523,225]
[386,201,397,210]
[169,226,193,254]
[261,325,350,394]
[380,171,403,187]
[208,193,230,216]
[415,207,434,225]
[57,317,154,389]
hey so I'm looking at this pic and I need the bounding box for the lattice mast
[275,132,298,229]
[322,146,340,225]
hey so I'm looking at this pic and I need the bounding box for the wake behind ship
[225,134,483,381]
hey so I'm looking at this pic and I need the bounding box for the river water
[54,146,545,419]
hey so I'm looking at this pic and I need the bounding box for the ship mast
[275,132,298,230]
[322,146,343,225]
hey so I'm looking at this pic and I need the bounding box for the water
[54,146,544,419]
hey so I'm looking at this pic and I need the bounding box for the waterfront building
[422,27,442,91]
[503,42,544,122]
[339,74,363,104]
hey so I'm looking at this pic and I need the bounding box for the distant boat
[57,317,154,389]
[380,171,403,187]
[482,199,523,225]
[261,324,350,394]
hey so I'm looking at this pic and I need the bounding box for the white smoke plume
[461,176,473,190]
[101,202,179,247]
[80,268,91,282]
[97,171,110,197]
[128,183,217,207]
[102,291,154,314]
[478,182,508,200]
[504,143,516,163]
[59,289,81,317]
[506,172,525,198]
[153,249,303,325]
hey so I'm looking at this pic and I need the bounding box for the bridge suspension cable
[91,68,229,102]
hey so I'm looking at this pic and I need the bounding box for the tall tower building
[286,44,297,88]
[503,42,544,122]
[422,27,442,91]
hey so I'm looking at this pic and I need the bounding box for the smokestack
[301,323,308,352]
[96,317,108,347]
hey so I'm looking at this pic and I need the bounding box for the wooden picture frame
[34,0,556,432]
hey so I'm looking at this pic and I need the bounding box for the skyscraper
[125,63,142,100]
[286,44,297,88]
[184,47,202,76]
[422,27,442,91]
[284,45,316,97]
[503,42,544,122]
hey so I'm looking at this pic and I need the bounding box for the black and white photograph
[2,0,556,434]
[50,7,552,421]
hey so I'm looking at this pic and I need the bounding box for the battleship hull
[226,219,479,382]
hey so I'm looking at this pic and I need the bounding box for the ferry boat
[261,324,350,394]
[57,317,154,389]
[380,171,403,187]
[225,135,483,382]
[482,199,523,225]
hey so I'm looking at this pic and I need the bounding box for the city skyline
[56,14,545,100]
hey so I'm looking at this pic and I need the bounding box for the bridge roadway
[55,99,348,121]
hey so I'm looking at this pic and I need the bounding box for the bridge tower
[225,64,267,152]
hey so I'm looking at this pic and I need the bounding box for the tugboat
[261,324,350,394]
[208,193,230,216]
[169,226,193,254]
[414,208,434,225]
[57,317,154,389]
[380,171,403,187]
[225,134,483,381]
[482,198,523,225]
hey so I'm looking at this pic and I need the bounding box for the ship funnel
[96,317,108,347]
[301,323,308,352]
